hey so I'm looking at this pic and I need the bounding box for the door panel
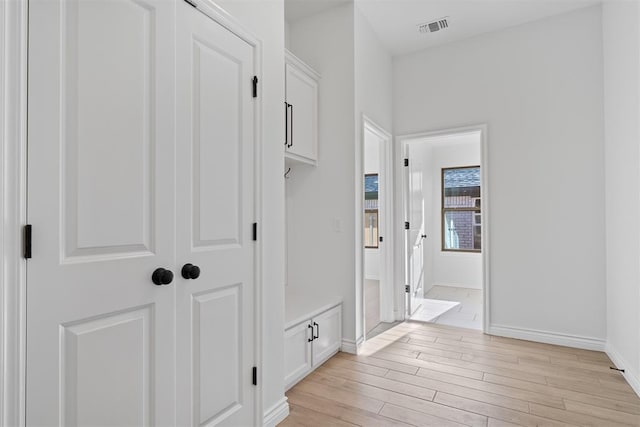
[408,161,425,315]
[192,39,242,247]
[61,306,152,427]
[404,146,425,317]
[176,3,256,426]
[193,286,243,424]
[27,0,176,425]
[63,0,155,259]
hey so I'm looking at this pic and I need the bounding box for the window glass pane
[365,174,378,200]
[364,210,378,248]
[443,167,480,208]
[443,210,481,251]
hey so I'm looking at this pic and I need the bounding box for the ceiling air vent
[418,17,449,34]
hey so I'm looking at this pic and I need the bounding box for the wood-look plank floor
[279,321,640,427]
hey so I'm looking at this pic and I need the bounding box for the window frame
[364,209,379,249]
[441,165,481,253]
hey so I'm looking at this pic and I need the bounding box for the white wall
[410,134,482,292]
[355,5,393,327]
[394,6,606,343]
[287,4,357,341]
[287,3,392,346]
[202,0,287,420]
[603,0,640,393]
[284,19,290,50]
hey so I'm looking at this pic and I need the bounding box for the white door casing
[175,1,257,425]
[396,125,489,330]
[26,0,259,425]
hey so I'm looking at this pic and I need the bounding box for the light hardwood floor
[280,321,640,427]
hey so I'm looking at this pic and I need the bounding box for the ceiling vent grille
[418,17,449,34]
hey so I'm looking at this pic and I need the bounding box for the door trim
[1,1,265,424]
[1,0,28,425]
[395,124,490,332]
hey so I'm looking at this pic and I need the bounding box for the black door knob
[152,268,173,286]
[181,263,201,280]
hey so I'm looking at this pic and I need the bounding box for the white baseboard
[263,397,289,427]
[341,336,364,354]
[606,343,640,398]
[488,324,606,351]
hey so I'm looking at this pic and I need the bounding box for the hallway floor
[411,286,483,330]
[281,321,640,427]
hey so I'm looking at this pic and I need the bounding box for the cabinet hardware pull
[313,321,319,340]
[289,103,294,148]
[307,324,314,342]
[284,101,289,146]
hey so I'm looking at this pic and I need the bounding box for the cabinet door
[312,305,342,367]
[285,62,318,163]
[284,322,313,390]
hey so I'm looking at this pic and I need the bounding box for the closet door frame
[0,1,264,425]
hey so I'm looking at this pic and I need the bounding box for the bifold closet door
[27,0,177,425]
[175,2,257,426]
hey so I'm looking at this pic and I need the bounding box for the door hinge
[183,0,197,8]
[404,221,410,230]
[252,366,258,385]
[252,76,258,98]
[404,158,409,167]
[24,224,32,259]
[405,285,410,293]
[252,223,257,241]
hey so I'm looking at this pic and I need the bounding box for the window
[442,166,481,252]
[364,174,379,248]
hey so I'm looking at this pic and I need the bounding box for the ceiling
[285,0,350,22]
[286,0,599,56]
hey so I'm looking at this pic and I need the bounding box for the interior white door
[404,147,425,317]
[27,0,176,425]
[175,2,257,426]
[410,161,425,305]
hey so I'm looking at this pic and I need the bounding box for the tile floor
[411,285,483,330]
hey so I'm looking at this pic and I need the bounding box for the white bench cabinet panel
[311,305,342,367]
[284,321,312,390]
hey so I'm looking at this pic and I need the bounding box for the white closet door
[175,2,257,426]
[27,0,176,425]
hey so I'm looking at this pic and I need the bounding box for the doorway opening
[361,117,393,339]
[400,126,488,331]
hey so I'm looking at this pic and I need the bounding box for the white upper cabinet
[285,50,319,165]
